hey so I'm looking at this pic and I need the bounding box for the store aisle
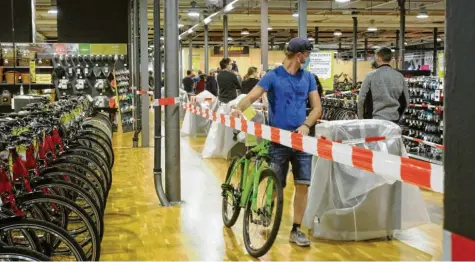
[100,127,443,260]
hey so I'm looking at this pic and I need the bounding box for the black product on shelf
[401,76,444,164]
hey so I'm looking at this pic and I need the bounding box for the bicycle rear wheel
[243,168,283,258]
[0,246,51,261]
[221,156,243,228]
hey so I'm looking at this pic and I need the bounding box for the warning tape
[331,135,401,145]
[180,103,444,193]
[403,135,445,150]
[152,97,181,106]
[443,230,475,261]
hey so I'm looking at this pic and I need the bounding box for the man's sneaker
[289,229,311,247]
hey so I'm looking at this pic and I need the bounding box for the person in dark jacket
[217,58,241,103]
[182,70,194,93]
[195,74,206,95]
[205,69,218,96]
[241,66,259,94]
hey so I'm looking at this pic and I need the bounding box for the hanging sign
[53,43,67,55]
[66,44,79,55]
[438,52,445,79]
[212,46,249,56]
[79,44,91,55]
[308,51,334,90]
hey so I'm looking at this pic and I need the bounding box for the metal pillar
[164,0,181,203]
[204,25,209,74]
[261,0,269,71]
[223,0,228,58]
[352,17,357,86]
[140,0,149,147]
[433,27,438,76]
[298,0,307,38]
[444,1,475,260]
[314,26,319,45]
[152,0,169,206]
[188,37,193,71]
[132,0,141,147]
[395,30,400,69]
[398,0,406,70]
[364,37,368,61]
[31,0,36,43]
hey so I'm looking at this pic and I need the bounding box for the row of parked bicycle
[0,95,114,261]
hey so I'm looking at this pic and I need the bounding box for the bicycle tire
[62,146,112,187]
[243,168,283,258]
[0,217,87,261]
[78,133,114,169]
[31,179,104,238]
[41,167,105,210]
[221,156,243,228]
[45,162,107,204]
[81,124,112,146]
[0,246,51,261]
[17,193,101,261]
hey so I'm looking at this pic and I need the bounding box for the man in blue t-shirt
[232,38,322,247]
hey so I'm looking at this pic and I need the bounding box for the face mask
[301,55,311,70]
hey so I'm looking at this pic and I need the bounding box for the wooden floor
[100,121,444,261]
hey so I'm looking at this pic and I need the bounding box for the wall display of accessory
[50,43,128,132]
[401,76,444,165]
[0,43,55,113]
[115,63,134,133]
[321,93,358,121]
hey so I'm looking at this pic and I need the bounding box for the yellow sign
[438,52,445,79]
[30,61,36,83]
[90,44,127,55]
[192,55,201,71]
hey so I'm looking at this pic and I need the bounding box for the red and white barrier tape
[331,135,401,145]
[403,135,445,150]
[324,89,359,97]
[181,103,444,193]
[152,97,181,106]
[136,90,154,95]
[443,230,475,261]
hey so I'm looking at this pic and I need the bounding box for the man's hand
[231,109,244,118]
[296,124,310,136]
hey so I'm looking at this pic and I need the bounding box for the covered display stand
[303,120,430,241]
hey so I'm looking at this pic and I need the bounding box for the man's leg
[289,150,313,247]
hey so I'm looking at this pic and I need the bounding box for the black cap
[286,37,314,53]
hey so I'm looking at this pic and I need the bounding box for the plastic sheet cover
[302,119,430,241]
[202,95,263,159]
[181,91,217,137]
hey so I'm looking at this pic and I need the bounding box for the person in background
[241,66,259,94]
[182,70,194,93]
[195,74,206,95]
[217,58,241,103]
[231,60,239,72]
[358,47,409,123]
[232,37,322,247]
[205,69,218,96]
[148,71,155,90]
[371,61,379,70]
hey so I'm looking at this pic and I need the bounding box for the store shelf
[407,153,443,166]
[1,66,53,69]
[0,83,53,86]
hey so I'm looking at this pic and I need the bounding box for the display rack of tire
[0,95,114,261]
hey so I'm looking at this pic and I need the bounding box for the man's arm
[304,90,322,127]
[235,86,266,112]
[357,74,371,119]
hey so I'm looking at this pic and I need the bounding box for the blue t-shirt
[258,66,317,131]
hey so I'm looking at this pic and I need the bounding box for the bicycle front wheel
[243,168,283,258]
[221,156,244,228]
[0,246,51,261]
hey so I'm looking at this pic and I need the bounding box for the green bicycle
[221,140,284,257]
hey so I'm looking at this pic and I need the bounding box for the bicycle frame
[224,142,275,213]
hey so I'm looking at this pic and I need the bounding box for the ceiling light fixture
[228,36,233,41]
[335,0,351,3]
[188,1,200,17]
[267,26,273,30]
[373,45,380,49]
[367,20,377,32]
[417,5,429,19]
[292,3,298,17]
[178,23,184,28]
[48,8,58,14]
[308,37,315,42]
[437,38,442,42]
[204,17,212,24]
[187,28,193,34]
[241,28,250,35]
[334,29,342,36]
